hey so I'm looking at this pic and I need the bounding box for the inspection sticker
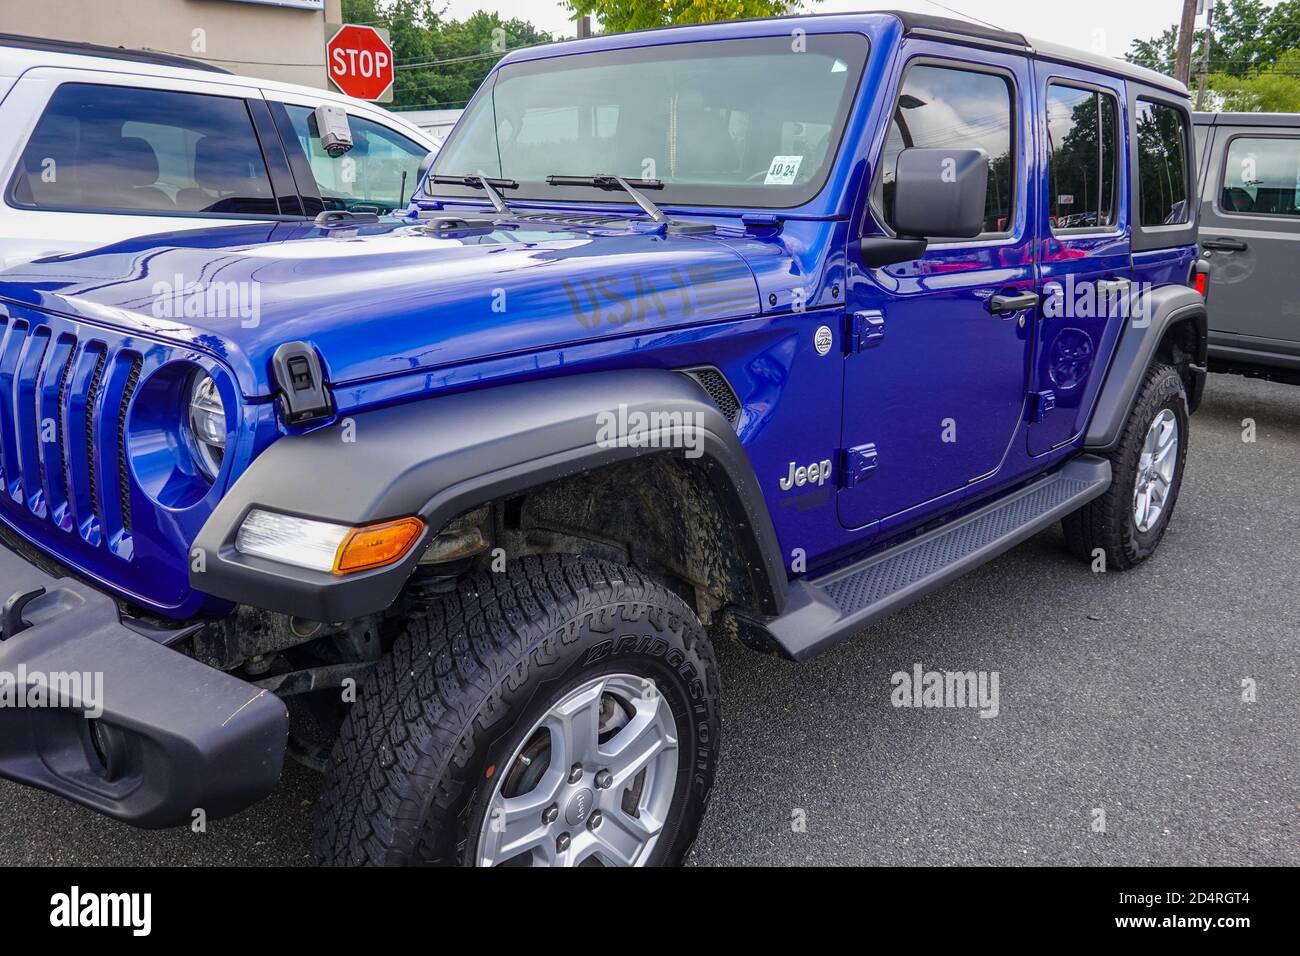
[764,155,804,185]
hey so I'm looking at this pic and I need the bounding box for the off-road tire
[1063,362,1189,570]
[312,554,720,866]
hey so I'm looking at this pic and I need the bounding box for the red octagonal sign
[327,24,394,101]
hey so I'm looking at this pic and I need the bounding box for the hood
[0,217,763,397]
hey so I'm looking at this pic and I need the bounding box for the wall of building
[0,0,344,87]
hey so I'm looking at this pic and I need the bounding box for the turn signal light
[334,517,425,574]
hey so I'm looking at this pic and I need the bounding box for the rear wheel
[312,554,720,867]
[1063,362,1189,570]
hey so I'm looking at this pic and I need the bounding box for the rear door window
[9,83,278,216]
[285,106,428,214]
[1220,136,1300,217]
[1135,100,1191,226]
[1046,83,1120,230]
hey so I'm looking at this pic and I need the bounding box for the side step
[764,456,1112,661]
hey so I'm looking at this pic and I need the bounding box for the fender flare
[1085,284,1208,452]
[191,369,786,622]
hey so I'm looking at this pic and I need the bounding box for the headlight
[187,372,226,480]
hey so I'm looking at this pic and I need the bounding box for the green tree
[1127,0,1300,78]
[1127,25,1177,75]
[1209,47,1300,110]
[562,0,816,34]
[341,0,551,110]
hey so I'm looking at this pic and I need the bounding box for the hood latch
[271,342,334,426]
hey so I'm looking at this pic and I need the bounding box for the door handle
[1202,238,1248,253]
[987,291,1039,316]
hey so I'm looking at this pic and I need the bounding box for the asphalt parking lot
[1,373,1296,866]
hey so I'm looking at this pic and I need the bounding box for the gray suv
[1195,112,1300,384]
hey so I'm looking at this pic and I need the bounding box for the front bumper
[0,537,288,828]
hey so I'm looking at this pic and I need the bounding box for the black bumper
[0,537,288,828]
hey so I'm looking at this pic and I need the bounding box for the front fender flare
[191,370,785,622]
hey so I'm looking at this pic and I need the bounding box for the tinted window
[1046,84,1119,230]
[1135,101,1190,226]
[10,83,277,216]
[430,35,868,210]
[286,106,428,214]
[876,65,1015,236]
[1221,137,1300,217]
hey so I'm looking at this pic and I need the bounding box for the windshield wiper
[427,171,518,214]
[546,174,669,224]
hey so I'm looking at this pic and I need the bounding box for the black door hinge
[846,310,886,352]
[1030,389,1056,423]
[839,443,880,488]
[272,342,334,426]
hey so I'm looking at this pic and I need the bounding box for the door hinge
[839,443,879,488]
[846,310,885,352]
[1030,389,1056,423]
[272,341,334,426]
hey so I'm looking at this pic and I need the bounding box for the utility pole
[1174,0,1199,85]
[1196,0,1216,110]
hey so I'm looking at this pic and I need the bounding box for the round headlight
[187,372,226,480]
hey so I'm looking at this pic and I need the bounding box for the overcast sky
[437,0,1208,61]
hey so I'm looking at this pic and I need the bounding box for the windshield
[429,34,869,210]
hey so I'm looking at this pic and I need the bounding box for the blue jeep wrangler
[0,12,1208,866]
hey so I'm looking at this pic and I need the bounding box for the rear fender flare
[1086,284,1207,452]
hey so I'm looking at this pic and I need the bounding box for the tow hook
[0,587,45,640]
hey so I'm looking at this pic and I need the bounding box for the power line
[396,50,505,70]
[921,0,1008,33]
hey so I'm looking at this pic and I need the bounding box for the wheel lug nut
[542,803,559,824]
[556,832,571,853]
[568,763,583,784]
[588,810,603,830]
[595,769,612,789]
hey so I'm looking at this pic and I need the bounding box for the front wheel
[312,554,720,867]
[1063,362,1189,570]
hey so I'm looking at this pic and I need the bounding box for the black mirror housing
[417,150,438,187]
[891,147,989,240]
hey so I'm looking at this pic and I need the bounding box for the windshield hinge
[272,342,334,426]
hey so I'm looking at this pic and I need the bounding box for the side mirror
[892,147,989,240]
[417,150,437,185]
[314,104,353,157]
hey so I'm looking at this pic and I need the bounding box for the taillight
[1191,259,1210,300]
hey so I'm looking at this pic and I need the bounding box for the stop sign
[327,25,394,101]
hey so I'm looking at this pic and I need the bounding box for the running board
[763,456,1112,661]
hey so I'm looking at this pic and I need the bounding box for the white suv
[0,32,438,267]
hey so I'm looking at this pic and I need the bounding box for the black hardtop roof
[1194,111,1300,128]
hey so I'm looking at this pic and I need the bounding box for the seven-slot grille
[0,308,143,559]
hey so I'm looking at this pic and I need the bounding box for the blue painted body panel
[0,13,1199,619]
[1029,60,1133,457]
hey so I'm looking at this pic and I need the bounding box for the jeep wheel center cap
[565,788,594,826]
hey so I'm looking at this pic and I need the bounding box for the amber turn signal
[333,517,425,574]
